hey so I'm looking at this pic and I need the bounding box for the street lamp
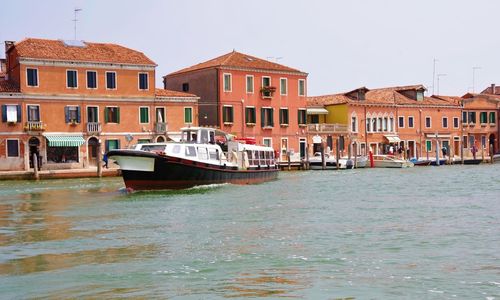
[437,73,447,95]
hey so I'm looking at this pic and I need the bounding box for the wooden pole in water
[353,142,357,169]
[435,138,440,166]
[287,151,291,171]
[33,153,39,180]
[321,141,326,170]
[336,138,340,170]
[481,145,485,162]
[97,142,103,178]
[490,143,494,164]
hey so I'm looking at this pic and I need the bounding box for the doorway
[88,137,99,166]
[28,137,41,169]
[408,141,415,158]
[299,138,306,159]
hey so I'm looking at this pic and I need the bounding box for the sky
[1,0,499,96]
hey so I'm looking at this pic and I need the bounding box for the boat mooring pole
[336,138,340,170]
[354,142,357,169]
[97,142,103,178]
[33,153,39,180]
[369,150,374,168]
[435,138,440,166]
[321,141,326,170]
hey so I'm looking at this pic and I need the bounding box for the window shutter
[64,106,70,123]
[104,107,109,123]
[16,105,21,123]
[105,140,110,152]
[261,108,265,127]
[270,108,274,127]
[117,107,120,123]
[1,105,6,122]
[77,107,81,123]
[279,109,283,124]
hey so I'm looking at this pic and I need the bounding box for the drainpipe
[364,105,368,155]
[419,109,422,160]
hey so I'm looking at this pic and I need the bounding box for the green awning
[45,135,85,147]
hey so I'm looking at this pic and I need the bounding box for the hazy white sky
[1,0,499,96]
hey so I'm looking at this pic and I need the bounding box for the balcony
[86,122,102,134]
[24,121,45,131]
[260,86,276,99]
[307,123,348,134]
[155,122,167,134]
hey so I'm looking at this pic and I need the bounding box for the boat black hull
[463,159,482,165]
[110,151,279,190]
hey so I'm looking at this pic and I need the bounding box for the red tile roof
[0,78,20,93]
[167,51,305,76]
[480,85,500,95]
[11,38,156,66]
[308,85,460,107]
[155,88,198,98]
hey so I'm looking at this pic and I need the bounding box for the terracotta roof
[155,88,198,98]
[431,95,463,105]
[11,38,156,66]
[0,78,20,93]
[480,85,500,95]
[167,51,305,76]
[308,84,460,107]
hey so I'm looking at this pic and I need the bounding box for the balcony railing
[307,123,348,133]
[155,122,167,134]
[86,122,102,133]
[24,121,45,131]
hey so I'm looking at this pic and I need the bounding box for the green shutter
[117,107,120,124]
[64,106,70,123]
[261,108,265,127]
[77,107,81,123]
[270,108,274,127]
[104,107,109,123]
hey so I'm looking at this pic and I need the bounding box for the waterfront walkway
[0,167,119,180]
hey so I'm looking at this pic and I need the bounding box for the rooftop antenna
[437,73,446,95]
[472,66,481,93]
[432,58,438,95]
[73,8,82,40]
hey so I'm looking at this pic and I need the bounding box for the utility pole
[73,8,82,40]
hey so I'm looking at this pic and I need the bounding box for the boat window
[209,131,215,144]
[172,145,181,154]
[140,145,165,151]
[209,149,218,160]
[185,146,197,157]
[198,147,208,160]
[200,130,209,144]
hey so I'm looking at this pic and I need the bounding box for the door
[281,138,288,161]
[88,137,99,166]
[408,141,415,158]
[299,139,306,159]
[28,137,40,169]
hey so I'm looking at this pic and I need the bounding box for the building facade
[164,51,308,161]
[0,38,198,171]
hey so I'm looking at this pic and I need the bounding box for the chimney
[491,83,497,95]
[4,41,14,54]
[0,58,5,74]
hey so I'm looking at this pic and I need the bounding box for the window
[463,135,468,148]
[27,68,38,87]
[87,71,97,89]
[416,91,424,101]
[310,115,319,124]
[246,75,254,93]
[65,106,80,123]
[469,135,475,148]
[389,117,394,132]
[408,116,414,128]
[298,109,307,125]
[262,76,271,88]
[184,107,193,124]
[398,116,404,128]
[104,107,120,123]
[426,140,432,152]
[223,106,234,124]
[279,108,289,125]
[66,70,78,88]
[453,117,459,128]
[261,107,274,128]
[182,83,189,92]
[263,138,272,147]
[468,111,476,124]
[481,135,486,147]
[138,139,151,144]
[351,116,357,132]
[489,112,496,124]
[105,139,120,152]
[383,117,388,131]
[298,79,305,96]
[106,72,117,89]
[280,78,287,95]
[156,107,166,123]
[442,117,448,128]
[197,147,208,160]
[366,117,371,132]
[139,107,149,123]
[245,107,256,124]
[425,117,431,128]
[223,73,232,92]
[138,73,148,90]
[480,112,487,124]
[87,106,98,123]
[185,146,196,157]
[462,111,467,124]
[372,118,377,132]
[1,105,21,123]
[27,105,40,122]
[7,139,19,157]
[377,117,382,131]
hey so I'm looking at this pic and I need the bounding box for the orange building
[308,85,463,159]
[164,51,308,161]
[0,38,198,171]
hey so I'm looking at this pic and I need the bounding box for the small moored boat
[371,155,414,168]
[308,152,337,170]
[108,127,279,190]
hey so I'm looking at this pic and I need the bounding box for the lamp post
[437,73,447,95]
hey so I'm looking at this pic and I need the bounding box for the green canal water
[0,165,499,299]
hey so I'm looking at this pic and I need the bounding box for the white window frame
[246,75,254,94]
[26,104,41,122]
[263,138,272,148]
[86,105,99,123]
[245,106,256,125]
[351,112,358,133]
[442,116,448,128]
[26,67,39,87]
[408,116,414,128]
[184,106,193,124]
[66,105,80,123]
[105,71,117,90]
[298,79,306,96]
[138,72,149,91]
[279,107,289,126]
[155,106,166,123]
[398,116,405,128]
[262,76,271,87]
[280,78,288,96]
[425,116,432,128]
[86,70,98,89]
[105,106,119,124]
[66,69,78,89]
[453,117,459,129]
[4,104,19,123]
[139,106,150,124]
[6,138,20,157]
[223,73,232,92]
[223,105,234,124]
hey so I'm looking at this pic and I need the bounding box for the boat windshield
[140,145,166,152]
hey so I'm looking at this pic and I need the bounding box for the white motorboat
[308,152,337,170]
[371,155,414,168]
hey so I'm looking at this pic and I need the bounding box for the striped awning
[44,135,85,147]
[307,108,329,115]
